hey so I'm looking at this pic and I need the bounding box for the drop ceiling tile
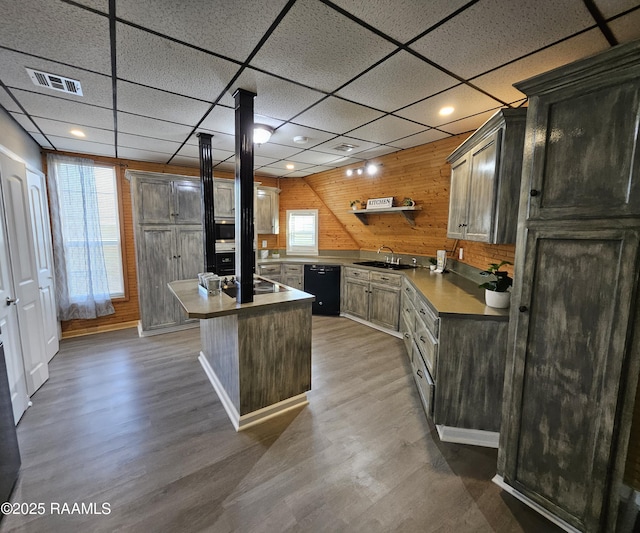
[261,160,315,172]
[74,0,108,13]
[388,128,450,149]
[396,85,501,127]
[117,0,290,63]
[199,106,235,134]
[117,80,211,125]
[0,49,113,108]
[250,0,397,93]
[254,155,279,167]
[355,145,401,158]
[472,29,609,103]
[118,112,194,142]
[118,133,183,155]
[231,70,326,121]
[27,132,54,149]
[254,143,301,160]
[410,0,593,79]
[118,147,174,163]
[288,150,348,166]
[336,51,458,112]
[440,109,502,135]
[255,167,285,177]
[348,115,425,144]
[269,123,336,149]
[31,117,115,145]
[46,135,116,157]
[0,89,21,113]
[282,170,315,178]
[609,9,640,42]
[594,0,640,18]
[330,0,472,42]
[9,112,38,132]
[168,156,199,169]
[0,0,111,74]
[294,97,385,134]
[116,23,239,102]
[9,89,114,129]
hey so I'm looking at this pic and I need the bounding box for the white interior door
[0,170,29,423]
[27,168,59,362]
[0,153,48,395]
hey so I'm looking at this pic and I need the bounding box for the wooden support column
[233,89,256,303]
[198,132,216,273]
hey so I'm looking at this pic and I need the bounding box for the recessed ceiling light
[439,106,455,116]
[286,163,295,170]
[70,129,85,137]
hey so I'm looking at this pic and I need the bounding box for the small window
[55,163,125,299]
[286,209,318,256]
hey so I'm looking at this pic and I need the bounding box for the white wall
[0,107,42,171]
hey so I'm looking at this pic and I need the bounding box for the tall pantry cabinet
[127,170,203,336]
[495,42,640,533]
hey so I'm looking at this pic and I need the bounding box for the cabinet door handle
[530,189,539,197]
[419,335,426,343]
[519,305,528,312]
[416,369,423,378]
[419,309,426,315]
[404,333,411,339]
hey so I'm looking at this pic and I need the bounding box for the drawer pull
[419,309,426,315]
[416,369,423,378]
[404,333,411,339]
[381,276,389,281]
[419,335,426,343]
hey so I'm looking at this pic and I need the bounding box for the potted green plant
[479,260,513,308]
[350,200,361,211]
[401,197,415,207]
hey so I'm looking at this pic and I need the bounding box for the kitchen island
[169,278,315,431]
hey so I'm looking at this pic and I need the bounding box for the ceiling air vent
[333,143,358,152]
[26,68,83,96]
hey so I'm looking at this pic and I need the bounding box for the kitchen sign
[366,197,393,209]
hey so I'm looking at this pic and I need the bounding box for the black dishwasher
[304,265,341,315]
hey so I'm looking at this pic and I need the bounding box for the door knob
[6,297,19,306]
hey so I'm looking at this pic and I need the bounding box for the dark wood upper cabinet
[446,108,526,244]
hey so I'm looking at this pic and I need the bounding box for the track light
[345,162,381,177]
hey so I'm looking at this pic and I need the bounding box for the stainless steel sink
[353,260,415,270]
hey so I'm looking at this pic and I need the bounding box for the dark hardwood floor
[0,316,560,532]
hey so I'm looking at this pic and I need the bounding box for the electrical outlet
[262,240,267,248]
[459,248,464,260]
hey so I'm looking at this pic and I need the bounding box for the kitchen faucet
[377,245,395,263]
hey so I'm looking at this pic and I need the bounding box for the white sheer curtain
[47,154,115,320]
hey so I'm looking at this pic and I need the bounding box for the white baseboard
[137,321,199,337]
[198,352,308,432]
[436,425,499,448]
[492,475,581,533]
[341,313,403,338]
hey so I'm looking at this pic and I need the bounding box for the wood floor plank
[0,317,560,532]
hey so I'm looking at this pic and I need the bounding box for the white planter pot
[485,289,511,309]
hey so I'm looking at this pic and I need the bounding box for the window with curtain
[47,154,123,320]
[286,209,318,256]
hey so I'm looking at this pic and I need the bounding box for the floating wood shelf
[349,206,422,226]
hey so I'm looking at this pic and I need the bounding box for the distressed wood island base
[168,279,314,431]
